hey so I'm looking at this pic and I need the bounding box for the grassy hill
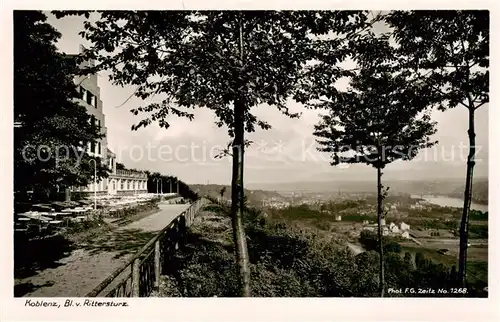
[190,184,286,205]
[153,200,486,297]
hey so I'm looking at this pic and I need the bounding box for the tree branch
[474,101,487,110]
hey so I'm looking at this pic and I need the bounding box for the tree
[384,10,489,286]
[14,11,108,202]
[53,10,369,296]
[220,186,227,199]
[145,171,197,200]
[310,33,437,296]
[148,172,161,194]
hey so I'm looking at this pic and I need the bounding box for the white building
[400,222,410,231]
[69,45,148,197]
[389,222,400,233]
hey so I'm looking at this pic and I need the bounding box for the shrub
[384,242,402,253]
[468,224,488,238]
[159,202,481,297]
[108,199,159,219]
[177,243,239,297]
[470,210,488,221]
[359,230,402,253]
[359,230,379,251]
[65,215,104,235]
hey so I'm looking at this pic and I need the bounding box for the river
[411,195,488,213]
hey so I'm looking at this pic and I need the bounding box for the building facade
[70,45,147,197]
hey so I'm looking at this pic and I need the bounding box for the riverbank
[412,195,488,212]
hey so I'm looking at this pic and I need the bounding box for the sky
[46,12,489,185]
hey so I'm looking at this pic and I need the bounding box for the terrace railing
[86,198,208,297]
[115,169,148,179]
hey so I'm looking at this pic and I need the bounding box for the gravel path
[15,203,190,297]
[123,204,189,232]
[347,242,365,255]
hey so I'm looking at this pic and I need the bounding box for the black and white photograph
[1,2,496,321]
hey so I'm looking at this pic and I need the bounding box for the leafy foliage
[359,230,401,253]
[53,11,370,135]
[146,171,198,200]
[220,186,226,198]
[115,162,126,170]
[306,24,438,297]
[385,10,489,111]
[312,33,438,169]
[14,11,109,200]
[52,10,371,295]
[158,205,484,297]
[384,10,489,285]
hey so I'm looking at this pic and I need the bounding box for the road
[347,242,365,255]
[15,203,190,297]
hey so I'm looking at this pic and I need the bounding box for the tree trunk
[377,166,385,297]
[230,98,251,296]
[457,106,476,286]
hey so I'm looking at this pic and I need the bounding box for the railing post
[132,258,141,297]
[174,219,179,250]
[154,240,161,290]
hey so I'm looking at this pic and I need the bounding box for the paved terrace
[15,202,190,297]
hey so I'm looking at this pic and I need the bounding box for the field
[265,196,488,292]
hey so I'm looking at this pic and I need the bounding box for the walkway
[14,203,190,297]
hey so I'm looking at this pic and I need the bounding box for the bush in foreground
[157,203,486,297]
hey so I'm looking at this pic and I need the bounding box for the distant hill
[190,184,286,206]
[245,178,488,204]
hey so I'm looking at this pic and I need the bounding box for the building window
[94,97,98,108]
[90,141,96,154]
[97,142,101,155]
[80,86,86,100]
[121,181,124,190]
[90,115,96,131]
[97,119,101,131]
[86,91,93,106]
